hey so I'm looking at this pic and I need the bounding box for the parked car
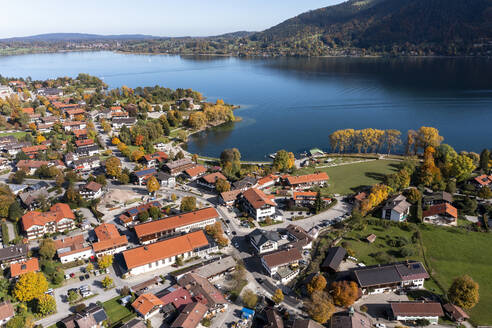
[79,276,85,281]
[280,234,288,240]
[375,324,386,328]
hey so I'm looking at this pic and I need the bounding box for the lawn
[420,226,492,325]
[0,131,29,139]
[296,159,401,195]
[102,296,135,326]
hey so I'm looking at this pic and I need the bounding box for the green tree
[36,294,56,315]
[220,148,241,178]
[105,156,122,178]
[39,239,56,260]
[14,272,49,302]
[241,289,258,308]
[149,206,161,220]
[68,289,79,303]
[118,173,130,184]
[215,178,230,193]
[480,149,490,171]
[448,275,479,309]
[314,191,324,214]
[417,197,423,222]
[451,154,476,182]
[273,150,294,171]
[8,201,23,222]
[137,210,149,222]
[11,170,26,184]
[95,174,107,186]
[6,316,26,328]
[272,288,284,304]
[180,196,196,212]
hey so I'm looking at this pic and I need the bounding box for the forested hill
[252,0,492,55]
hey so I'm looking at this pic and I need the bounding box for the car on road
[280,234,288,240]
[225,220,230,223]
[232,231,237,235]
[234,243,239,248]
[256,277,263,283]
[375,324,386,328]
[79,276,85,281]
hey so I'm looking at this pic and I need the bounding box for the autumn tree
[171,193,177,202]
[306,291,335,324]
[272,288,284,304]
[215,178,231,193]
[36,294,56,315]
[360,184,389,215]
[405,130,418,155]
[242,289,258,308]
[111,137,120,145]
[187,111,207,129]
[220,148,241,178]
[307,274,327,295]
[273,150,295,171]
[180,196,197,212]
[0,184,16,218]
[146,176,160,194]
[105,156,122,178]
[448,275,479,310]
[384,129,401,154]
[131,149,145,162]
[451,154,476,182]
[97,254,114,270]
[101,276,114,289]
[417,147,442,187]
[39,238,56,260]
[330,280,360,307]
[416,126,444,152]
[14,272,49,302]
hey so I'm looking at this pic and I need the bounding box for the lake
[1,51,491,160]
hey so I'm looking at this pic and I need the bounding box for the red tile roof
[83,181,102,192]
[22,203,75,231]
[75,139,94,147]
[242,188,276,209]
[184,165,207,178]
[132,293,163,316]
[443,303,469,321]
[200,172,227,184]
[10,258,39,277]
[0,302,14,321]
[123,231,209,270]
[286,172,329,186]
[170,302,208,328]
[159,287,193,309]
[22,107,34,115]
[22,145,48,154]
[474,174,492,186]
[423,203,458,219]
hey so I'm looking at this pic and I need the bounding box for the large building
[241,188,278,222]
[353,261,429,294]
[22,203,75,239]
[163,158,195,176]
[261,248,302,278]
[390,302,444,324]
[123,231,216,276]
[134,207,219,244]
[285,172,329,190]
[0,245,29,269]
[54,235,94,264]
[92,223,128,257]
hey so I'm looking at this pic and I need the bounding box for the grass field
[0,131,29,138]
[102,296,135,326]
[420,226,492,325]
[297,159,400,195]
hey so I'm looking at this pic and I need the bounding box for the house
[0,302,15,326]
[423,191,453,206]
[285,172,329,190]
[353,261,429,294]
[16,160,50,175]
[0,244,29,269]
[79,181,104,199]
[134,207,219,244]
[156,172,176,188]
[265,308,284,328]
[119,201,162,226]
[22,203,76,239]
[232,176,257,191]
[0,135,17,147]
[321,247,347,272]
[197,172,227,190]
[10,258,40,278]
[36,87,62,97]
[390,302,444,325]
[112,117,137,129]
[184,165,207,180]
[22,144,48,158]
[0,85,13,100]
[177,273,227,309]
[132,168,157,185]
[132,294,163,320]
[157,285,193,312]
[423,203,458,226]
[54,235,94,264]
[163,158,196,176]
[73,156,100,171]
[66,108,86,119]
[473,174,492,188]
[37,123,54,133]
[219,189,242,206]
[261,248,302,277]
[0,158,10,171]
[63,121,86,132]
[241,188,279,222]
[330,310,371,328]
[141,152,168,168]
[249,229,281,254]
[175,97,201,110]
[61,303,108,328]
[73,129,88,139]
[382,195,411,222]
[366,234,377,243]
[257,174,278,190]
[285,224,314,250]
[177,256,236,281]
[92,223,128,257]
[123,230,216,275]
[19,188,49,210]
[75,144,99,157]
[130,277,162,296]
[171,302,208,328]
[4,141,31,156]
[443,303,469,323]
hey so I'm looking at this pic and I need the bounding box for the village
[0,75,489,328]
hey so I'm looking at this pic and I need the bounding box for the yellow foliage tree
[360,184,389,215]
[36,135,46,143]
[111,137,120,145]
[146,176,160,194]
[131,150,145,162]
[306,291,335,324]
[307,274,327,295]
[14,272,49,302]
[330,280,360,307]
[272,289,284,304]
[97,254,113,270]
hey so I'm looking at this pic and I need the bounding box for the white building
[391,302,444,325]
[261,248,302,277]
[241,188,279,222]
[382,195,411,222]
[22,203,75,239]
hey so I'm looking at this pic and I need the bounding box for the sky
[1,0,345,38]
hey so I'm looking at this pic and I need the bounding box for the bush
[73,303,86,313]
[400,246,415,257]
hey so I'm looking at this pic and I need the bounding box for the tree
[111,137,120,145]
[307,274,327,295]
[86,263,94,272]
[417,197,423,222]
[6,316,26,328]
[105,156,122,178]
[11,170,26,184]
[0,184,15,218]
[36,294,56,315]
[480,149,490,171]
[131,149,145,162]
[448,275,479,309]
[8,201,23,222]
[146,176,160,194]
[314,191,324,214]
[215,178,230,193]
[68,289,80,303]
[149,206,161,220]
[416,126,444,151]
[14,272,49,302]
[273,150,295,171]
[306,291,335,324]
[101,276,114,289]
[118,173,130,184]
[39,239,56,260]
[220,148,241,178]
[171,193,177,202]
[138,210,149,222]
[406,188,422,204]
[242,289,258,308]
[180,196,196,212]
[97,254,113,270]
[478,186,492,199]
[451,154,476,182]
[95,174,107,187]
[384,129,401,154]
[272,288,284,304]
[330,280,359,307]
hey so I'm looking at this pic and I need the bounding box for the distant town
[0,74,489,328]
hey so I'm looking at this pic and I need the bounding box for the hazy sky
[1,0,345,38]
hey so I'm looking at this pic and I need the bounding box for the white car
[375,324,386,328]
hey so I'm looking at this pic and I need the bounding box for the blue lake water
[1,51,491,160]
